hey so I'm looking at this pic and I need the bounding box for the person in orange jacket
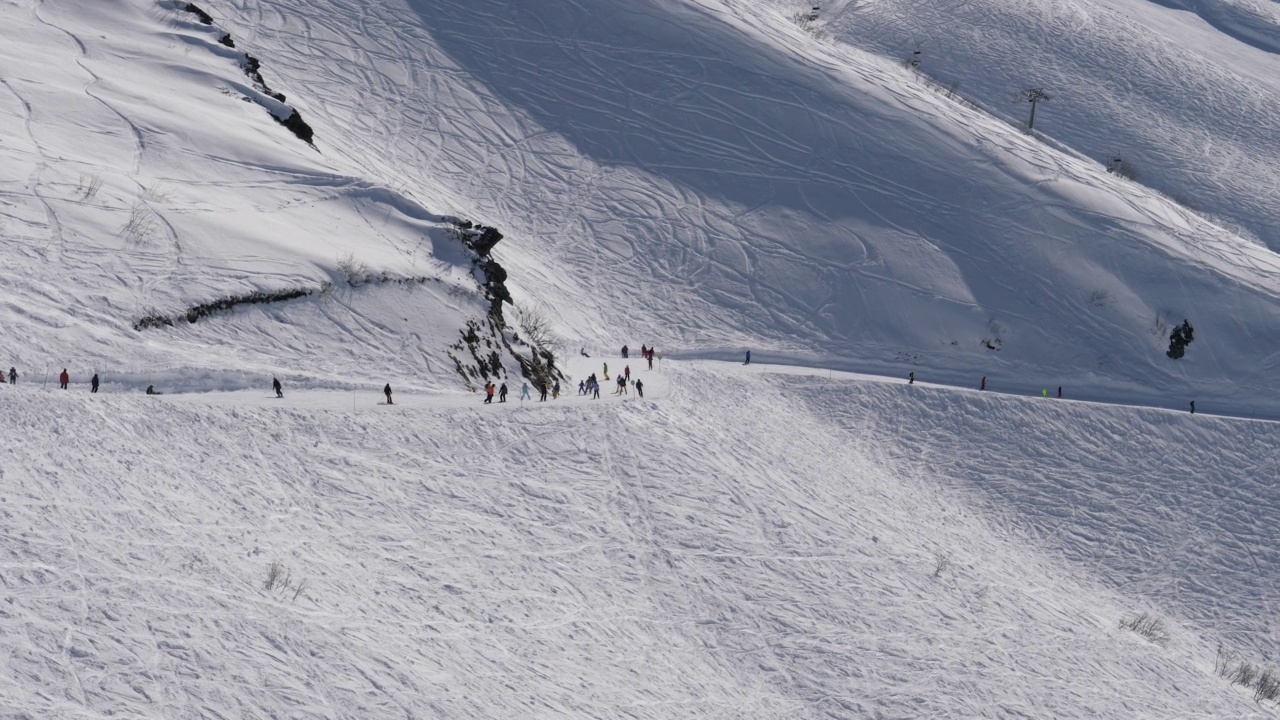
[59,368,69,389]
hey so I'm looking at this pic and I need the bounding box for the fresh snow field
[3,0,1280,715]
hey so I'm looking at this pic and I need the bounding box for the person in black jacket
[272,377,283,398]
[384,383,393,405]
[91,374,100,393]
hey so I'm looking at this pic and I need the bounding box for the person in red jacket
[59,369,69,389]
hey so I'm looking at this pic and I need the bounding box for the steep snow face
[0,0,491,382]
[1,361,1276,718]
[203,0,1280,415]
[800,0,1280,248]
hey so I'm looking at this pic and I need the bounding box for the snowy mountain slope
[195,0,1280,416]
[0,0,502,386]
[806,0,1280,248]
[2,360,1277,718]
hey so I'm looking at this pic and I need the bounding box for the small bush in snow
[264,560,285,591]
[1255,668,1280,703]
[120,202,159,244]
[788,11,828,40]
[1166,320,1194,359]
[336,252,371,287]
[931,552,951,580]
[1119,612,1169,647]
[74,174,103,202]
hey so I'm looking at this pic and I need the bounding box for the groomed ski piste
[3,0,1280,716]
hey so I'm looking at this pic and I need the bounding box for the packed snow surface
[3,360,1280,718]
[3,0,1280,715]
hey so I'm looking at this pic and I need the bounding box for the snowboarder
[580,347,590,357]
[552,380,560,399]
[744,350,751,365]
[622,345,629,359]
[908,371,914,385]
[384,383,394,405]
[520,381,531,401]
[1041,389,1049,398]
[499,383,508,402]
[91,373,100,393]
[980,376,986,391]
[603,362,609,380]
[484,383,494,404]
[59,368,69,389]
[635,379,644,398]
[1057,386,1062,399]
[272,377,283,398]
[145,385,160,395]
[1190,400,1196,414]
[7,367,14,385]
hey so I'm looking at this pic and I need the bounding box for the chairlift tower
[1021,88,1050,130]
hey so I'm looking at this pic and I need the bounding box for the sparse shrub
[788,11,828,40]
[264,560,285,591]
[1106,157,1140,181]
[931,552,951,579]
[263,560,308,602]
[336,252,371,287]
[1119,612,1169,647]
[120,202,159,244]
[1255,669,1280,702]
[1088,289,1113,308]
[1166,320,1194,359]
[74,174,103,202]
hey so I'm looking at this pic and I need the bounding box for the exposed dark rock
[183,2,213,24]
[278,110,313,144]
[218,33,235,48]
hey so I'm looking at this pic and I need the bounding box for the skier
[538,381,548,402]
[552,380,560,399]
[1041,389,1049,398]
[59,368,69,389]
[384,383,394,405]
[624,365,630,380]
[520,381,531,401]
[91,373,100,394]
[980,376,986,391]
[580,347,590,357]
[744,350,751,365]
[499,383,508,403]
[647,351,653,370]
[272,377,283,398]
[635,379,644,398]
[641,344,648,359]
[484,382,494,404]
[1190,400,1196,414]
[1057,386,1063,399]
[592,380,601,399]
[622,345,629,359]
[7,367,14,385]
[615,375,626,395]
[908,371,914,385]
[578,380,586,395]
[603,362,609,380]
